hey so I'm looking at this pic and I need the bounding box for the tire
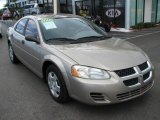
[0,33,2,38]
[31,12,36,15]
[8,43,19,64]
[46,65,70,103]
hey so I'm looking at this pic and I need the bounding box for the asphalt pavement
[109,26,160,40]
[0,22,160,120]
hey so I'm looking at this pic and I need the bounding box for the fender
[42,55,72,95]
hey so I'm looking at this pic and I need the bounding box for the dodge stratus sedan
[7,14,154,105]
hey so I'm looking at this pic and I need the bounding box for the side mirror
[25,35,40,44]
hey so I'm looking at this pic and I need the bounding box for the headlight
[71,65,110,80]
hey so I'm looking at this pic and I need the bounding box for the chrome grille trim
[144,71,152,83]
[117,81,153,101]
[123,78,139,86]
[138,62,148,71]
[114,61,152,87]
[115,67,136,77]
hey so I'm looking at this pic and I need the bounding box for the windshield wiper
[46,38,76,42]
[77,36,104,40]
[77,35,112,40]
[70,35,112,44]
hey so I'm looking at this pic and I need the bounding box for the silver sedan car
[7,14,154,105]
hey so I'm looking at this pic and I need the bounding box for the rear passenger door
[12,18,28,59]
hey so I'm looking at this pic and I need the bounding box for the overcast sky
[0,0,7,9]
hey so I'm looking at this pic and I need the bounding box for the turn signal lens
[71,66,80,77]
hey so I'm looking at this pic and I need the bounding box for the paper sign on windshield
[41,19,57,29]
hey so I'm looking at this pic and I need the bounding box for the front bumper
[68,62,154,105]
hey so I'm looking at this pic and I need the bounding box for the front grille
[115,67,136,77]
[123,78,138,86]
[117,81,153,101]
[143,72,150,81]
[90,93,105,101]
[138,62,148,71]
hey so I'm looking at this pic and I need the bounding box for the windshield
[39,17,109,44]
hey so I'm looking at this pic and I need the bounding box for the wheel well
[43,61,70,98]
[42,61,58,81]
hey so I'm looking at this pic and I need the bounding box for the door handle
[22,40,25,44]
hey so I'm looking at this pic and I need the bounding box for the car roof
[23,14,81,20]
[24,4,37,6]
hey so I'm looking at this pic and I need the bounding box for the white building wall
[144,0,152,22]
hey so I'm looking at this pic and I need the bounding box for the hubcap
[9,45,14,61]
[48,72,60,98]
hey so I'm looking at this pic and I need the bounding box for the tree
[5,0,17,7]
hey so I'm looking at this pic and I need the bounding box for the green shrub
[144,22,155,28]
[132,22,155,29]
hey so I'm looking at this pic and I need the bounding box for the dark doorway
[103,0,125,28]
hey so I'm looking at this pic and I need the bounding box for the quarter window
[15,19,28,35]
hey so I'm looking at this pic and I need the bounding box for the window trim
[15,18,28,36]
[24,18,39,41]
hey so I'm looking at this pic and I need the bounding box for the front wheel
[8,43,19,64]
[46,65,70,103]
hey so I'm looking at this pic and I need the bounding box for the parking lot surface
[0,22,160,120]
[109,27,160,40]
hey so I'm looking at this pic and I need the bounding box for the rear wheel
[0,33,2,38]
[46,65,70,103]
[8,43,19,64]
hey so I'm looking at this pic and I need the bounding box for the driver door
[22,19,42,76]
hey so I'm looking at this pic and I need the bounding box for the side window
[25,19,38,38]
[24,5,28,9]
[31,5,34,8]
[15,19,28,35]
[26,5,30,9]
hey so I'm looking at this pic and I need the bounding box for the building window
[151,0,160,23]
[130,0,136,26]
[59,0,72,13]
[60,0,68,13]
[137,0,144,23]
[151,0,157,23]
[130,0,145,26]
[157,0,160,23]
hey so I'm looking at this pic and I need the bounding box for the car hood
[52,37,148,71]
